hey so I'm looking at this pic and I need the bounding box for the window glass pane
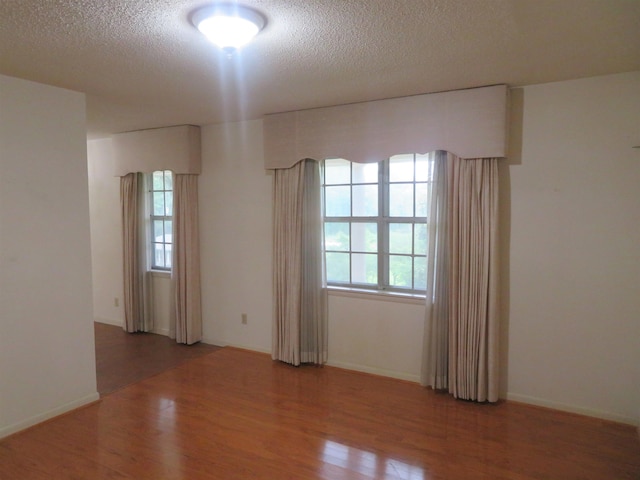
[352,162,378,184]
[415,154,431,182]
[416,155,433,182]
[389,255,412,288]
[389,154,414,182]
[415,182,428,217]
[324,158,351,185]
[389,184,414,217]
[414,224,427,256]
[153,192,165,216]
[326,252,350,283]
[154,220,164,241]
[414,256,426,290]
[389,223,412,254]
[325,222,349,251]
[165,244,172,268]
[352,185,377,216]
[325,186,350,217]
[165,192,173,216]
[154,243,164,268]
[352,253,377,284]
[164,171,173,190]
[164,220,172,243]
[351,223,377,253]
[153,171,164,190]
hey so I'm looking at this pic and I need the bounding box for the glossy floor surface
[2,347,639,479]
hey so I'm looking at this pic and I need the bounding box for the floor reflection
[320,439,427,480]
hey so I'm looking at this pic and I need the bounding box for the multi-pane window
[150,170,173,270]
[322,154,431,294]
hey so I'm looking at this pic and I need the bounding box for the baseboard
[201,336,227,347]
[506,392,637,426]
[95,320,170,338]
[201,337,270,354]
[0,392,100,440]
[202,337,420,382]
[94,317,122,328]
[326,359,420,383]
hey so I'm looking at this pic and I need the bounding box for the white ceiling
[1,0,639,138]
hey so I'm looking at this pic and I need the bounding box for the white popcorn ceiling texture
[1,0,638,137]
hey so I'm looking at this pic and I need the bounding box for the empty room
[1,1,639,478]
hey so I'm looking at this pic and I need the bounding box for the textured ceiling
[1,0,639,138]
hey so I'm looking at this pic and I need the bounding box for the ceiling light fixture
[190,4,266,54]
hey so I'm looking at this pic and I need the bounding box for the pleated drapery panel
[448,155,499,402]
[171,174,202,345]
[299,162,327,364]
[421,153,499,403]
[120,172,152,333]
[272,159,327,366]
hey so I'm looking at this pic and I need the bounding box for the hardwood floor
[1,346,639,479]
[94,322,221,395]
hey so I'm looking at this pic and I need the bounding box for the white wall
[150,272,172,336]
[328,292,425,381]
[87,138,124,327]
[505,72,640,424]
[199,120,273,352]
[87,71,640,425]
[0,75,98,438]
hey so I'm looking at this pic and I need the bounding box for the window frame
[322,155,430,296]
[149,170,173,271]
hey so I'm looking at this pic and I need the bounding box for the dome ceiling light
[190,4,266,54]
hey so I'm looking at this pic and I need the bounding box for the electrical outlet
[241,313,248,325]
[114,297,119,307]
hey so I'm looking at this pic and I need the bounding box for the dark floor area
[94,322,222,395]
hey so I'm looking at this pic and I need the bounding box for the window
[150,170,173,270]
[322,154,431,295]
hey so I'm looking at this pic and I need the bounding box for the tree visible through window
[322,155,431,294]
[150,170,173,270]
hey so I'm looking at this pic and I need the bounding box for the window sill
[326,286,425,305]
[149,269,171,279]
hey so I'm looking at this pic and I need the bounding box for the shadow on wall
[498,87,524,398]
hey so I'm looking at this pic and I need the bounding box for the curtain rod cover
[113,125,201,176]
[264,85,508,169]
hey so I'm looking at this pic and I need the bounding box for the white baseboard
[203,338,419,382]
[506,392,637,426]
[201,337,270,354]
[96,320,170,338]
[151,328,170,337]
[94,317,122,327]
[326,359,420,383]
[201,336,226,347]
[0,392,100,440]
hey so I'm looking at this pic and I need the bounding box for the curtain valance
[264,85,508,169]
[113,125,201,176]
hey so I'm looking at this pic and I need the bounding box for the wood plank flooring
[2,346,639,479]
[94,322,221,395]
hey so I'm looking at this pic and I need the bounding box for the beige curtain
[421,151,449,390]
[421,152,499,402]
[171,174,202,345]
[272,159,327,365]
[120,172,152,333]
